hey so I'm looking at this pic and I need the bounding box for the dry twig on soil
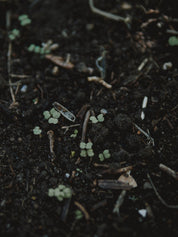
[147,173,178,209]
[159,163,178,180]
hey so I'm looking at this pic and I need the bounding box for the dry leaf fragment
[118,172,137,188]
[45,54,74,69]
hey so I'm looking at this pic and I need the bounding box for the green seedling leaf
[90,116,98,124]
[34,46,41,54]
[97,114,104,122]
[52,111,61,119]
[28,44,35,52]
[20,18,31,26]
[50,108,60,118]
[58,184,66,191]
[80,149,87,157]
[9,34,15,41]
[33,126,42,135]
[63,188,72,198]
[75,210,83,220]
[168,36,178,46]
[103,149,111,159]
[80,142,86,149]
[74,129,78,134]
[48,188,55,197]
[86,142,93,149]
[48,118,58,124]
[12,29,20,37]
[43,110,51,119]
[87,149,94,157]
[99,153,104,162]
[18,14,28,21]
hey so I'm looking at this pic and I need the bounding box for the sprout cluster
[70,129,78,138]
[33,126,42,135]
[9,29,20,41]
[28,44,51,55]
[48,184,72,201]
[168,36,178,46]
[99,149,111,162]
[43,108,60,124]
[75,210,83,220]
[18,14,31,26]
[90,114,104,124]
[80,142,94,157]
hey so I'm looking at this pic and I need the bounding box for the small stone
[162,62,173,70]
[86,24,94,31]
[52,66,59,76]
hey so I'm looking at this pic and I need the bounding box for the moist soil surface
[0,1,178,237]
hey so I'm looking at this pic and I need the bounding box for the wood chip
[45,54,74,69]
[98,179,133,190]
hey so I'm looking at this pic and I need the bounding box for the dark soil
[0,0,178,237]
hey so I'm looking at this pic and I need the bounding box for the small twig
[81,110,91,142]
[101,165,133,175]
[6,11,18,107]
[89,0,131,25]
[61,124,80,134]
[10,74,31,78]
[133,123,154,146]
[138,58,148,71]
[47,130,55,160]
[147,173,178,209]
[113,190,127,215]
[74,201,90,221]
[159,163,178,181]
[88,76,112,89]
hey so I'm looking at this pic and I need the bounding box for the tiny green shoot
[168,36,178,46]
[99,149,111,162]
[90,114,104,124]
[43,108,61,124]
[9,29,20,41]
[80,142,94,157]
[75,210,83,220]
[18,14,31,26]
[33,126,42,135]
[70,129,78,138]
[48,184,72,202]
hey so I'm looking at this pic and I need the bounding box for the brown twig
[159,163,178,180]
[74,201,90,221]
[113,190,127,215]
[147,173,178,209]
[88,76,112,89]
[47,130,55,160]
[89,0,131,25]
[81,110,91,142]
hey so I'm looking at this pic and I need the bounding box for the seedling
[90,114,104,124]
[48,184,72,201]
[99,149,111,162]
[28,44,51,55]
[70,129,78,138]
[168,36,178,46]
[18,14,31,26]
[80,142,94,157]
[8,29,20,41]
[43,108,61,124]
[75,210,83,220]
[70,151,75,158]
[33,126,42,135]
